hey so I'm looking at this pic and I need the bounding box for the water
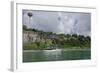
[23,49,91,62]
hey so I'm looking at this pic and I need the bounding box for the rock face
[23,31,40,43]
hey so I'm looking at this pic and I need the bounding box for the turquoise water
[23,49,91,62]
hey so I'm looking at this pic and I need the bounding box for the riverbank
[23,49,90,52]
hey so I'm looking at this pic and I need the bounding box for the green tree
[23,25,27,30]
[72,34,78,38]
[66,34,71,38]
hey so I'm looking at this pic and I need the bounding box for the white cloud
[23,10,91,36]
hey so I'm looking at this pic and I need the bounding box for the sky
[22,10,91,36]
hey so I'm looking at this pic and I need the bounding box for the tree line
[23,25,91,50]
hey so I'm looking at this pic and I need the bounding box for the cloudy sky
[22,10,91,36]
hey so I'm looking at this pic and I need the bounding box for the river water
[23,49,91,62]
